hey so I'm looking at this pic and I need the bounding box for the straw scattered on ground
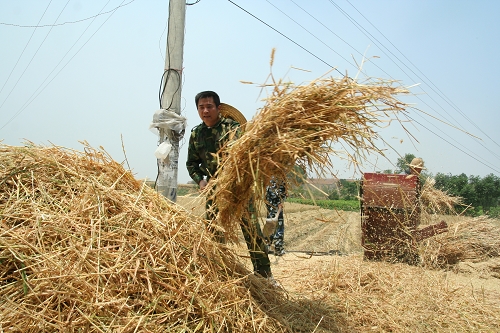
[3,141,495,332]
[296,254,500,332]
[177,166,500,332]
[420,215,500,269]
[401,177,499,270]
[180,196,500,332]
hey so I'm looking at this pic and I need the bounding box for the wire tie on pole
[164,67,183,74]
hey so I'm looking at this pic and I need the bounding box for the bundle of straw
[420,177,465,216]
[210,74,409,240]
[0,143,287,332]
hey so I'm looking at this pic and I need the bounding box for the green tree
[476,174,500,213]
[434,173,500,215]
[449,173,469,196]
[463,175,480,207]
[434,172,449,189]
[339,179,359,200]
[395,153,416,173]
[435,173,469,197]
[327,191,340,200]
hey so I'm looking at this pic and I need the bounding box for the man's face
[197,97,219,127]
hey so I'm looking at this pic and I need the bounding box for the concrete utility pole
[156,0,186,202]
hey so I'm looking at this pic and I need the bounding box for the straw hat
[408,157,426,170]
[219,103,247,125]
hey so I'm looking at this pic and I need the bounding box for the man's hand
[199,179,208,191]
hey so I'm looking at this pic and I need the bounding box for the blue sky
[1,0,499,184]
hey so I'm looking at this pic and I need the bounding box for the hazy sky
[1,0,499,184]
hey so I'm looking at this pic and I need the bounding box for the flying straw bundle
[210,74,409,240]
[0,143,287,332]
[420,177,465,216]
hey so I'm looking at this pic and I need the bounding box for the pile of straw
[211,74,409,239]
[414,178,499,269]
[0,143,287,332]
[420,216,500,269]
[305,255,500,331]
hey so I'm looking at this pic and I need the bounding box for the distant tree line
[327,179,359,201]
[434,172,500,216]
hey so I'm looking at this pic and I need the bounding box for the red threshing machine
[360,173,448,263]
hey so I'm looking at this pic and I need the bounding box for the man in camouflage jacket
[186,91,272,278]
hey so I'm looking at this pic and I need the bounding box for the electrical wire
[327,1,465,127]
[0,0,127,131]
[0,0,52,97]
[321,0,500,171]
[230,0,498,174]
[226,0,343,76]
[329,0,500,162]
[0,0,136,28]
[329,1,470,134]
[406,114,500,174]
[265,0,359,75]
[345,0,500,151]
[405,107,500,172]
[0,0,72,114]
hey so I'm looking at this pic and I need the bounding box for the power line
[0,0,72,113]
[405,107,500,171]
[226,0,343,76]
[0,0,127,131]
[232,1,499,174]
[0,0,53,97]
[406,114,500,174]
[270,0,499,165]
[265,0,359,74]
[323,0,500,168]
[0,0,136,28]
[291,0,470,136]
[327,1,464,127]
[335,0,500,155]
[345,0,500,152]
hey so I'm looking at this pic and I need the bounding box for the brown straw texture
[0,142,288,332]
[209,74,410,240]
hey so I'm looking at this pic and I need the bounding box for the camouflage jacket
[186,117,241,185]
[265,179,287,208]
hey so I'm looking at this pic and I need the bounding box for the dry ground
[176,195,500,295]
[177,195,500,331]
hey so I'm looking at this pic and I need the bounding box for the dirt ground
[176,195,500,305]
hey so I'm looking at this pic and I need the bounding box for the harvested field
[178,196,500,332]
[1,143,499,332]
